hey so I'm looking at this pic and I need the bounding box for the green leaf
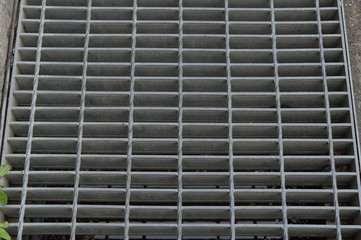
[0,222,9,228]
[0,166,11,178]
[0,228,10,240]
[0,190,7,205]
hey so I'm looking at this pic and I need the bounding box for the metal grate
[1,0,361,239]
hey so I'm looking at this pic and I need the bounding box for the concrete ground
[345,0,361,140]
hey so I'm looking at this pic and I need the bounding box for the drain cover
[1,0,361,239]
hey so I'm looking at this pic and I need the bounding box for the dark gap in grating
[2,0,361,239]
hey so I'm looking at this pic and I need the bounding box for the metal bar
[16,0,46,239]
[177,0,183,239]
[124,0,137,240]
[225,0,235,239]
[70,0,92,239]
[316,1,342,239]
[270,1,288,239]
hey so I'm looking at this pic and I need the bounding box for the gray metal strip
[16,0,46,239]
[316,1,342,239]
[270,0,288,239]
[70,0,92,239]
[225,0,235,239]
[124,1,137,240]
[177,0,183,239]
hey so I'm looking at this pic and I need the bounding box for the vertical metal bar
[269,1,288,239]
[177,0,183,239]
[224,0,235,239]
[337,0,361,214]
[17,0,46,238]
[316,0,342,239]
[124,0,137,239]
[70,0,92,239]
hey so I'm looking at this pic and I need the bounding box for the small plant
[0,165,11,240]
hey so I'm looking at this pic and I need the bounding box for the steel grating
[1,0,361,239]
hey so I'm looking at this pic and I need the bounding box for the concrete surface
[345,0,361,141]
[0,0,14,103]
